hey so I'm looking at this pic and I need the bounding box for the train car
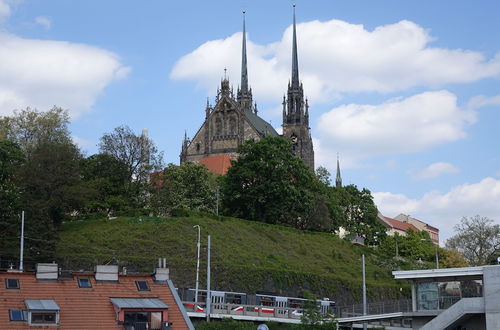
[181,287,335,316]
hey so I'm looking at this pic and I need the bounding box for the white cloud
[374,177,500,242]
[410,162,460,180]
[0,0,11,21]
[316,90,475,168]
[34,16,51,30]
[72,135,94,151]
[0,32,130,118]
[171,19,500,103]
[467,94,500,110]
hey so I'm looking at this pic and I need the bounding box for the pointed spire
[241,11,249,93]
[336,153,342,188]
[291,4,300,88]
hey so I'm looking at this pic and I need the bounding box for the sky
[1,0,499,243]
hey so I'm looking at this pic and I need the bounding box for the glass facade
[416,280,483,311]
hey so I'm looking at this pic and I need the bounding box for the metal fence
[335,299,412,318]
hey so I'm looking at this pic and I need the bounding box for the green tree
[441,248,469,268]
[315,166,331,186]
[1,107,87,261]
[150,162,217,216]
[0,107,71,159]
[329,185,386,245]
[221,137,322,228]
[0,141,25,260]
[98,125,163,184]
[80,153,131,216]
[445,215,500,266]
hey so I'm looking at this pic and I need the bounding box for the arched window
[229,117,237,135]
[215,117,222,136]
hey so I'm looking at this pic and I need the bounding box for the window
[78,277,92,288]
[9,310,27,321]
[124,311,162,329]
[229,117,237,135]
[215,117,222,135]
[31,312,57,324]
[136,280,150,291]
[5,278,19,289]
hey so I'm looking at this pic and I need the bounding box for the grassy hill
[56,214,409,306]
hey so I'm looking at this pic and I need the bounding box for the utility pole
[193,225,201,303]
[362,254,367,330]
[19,211,25,272]
[206,235,211,322]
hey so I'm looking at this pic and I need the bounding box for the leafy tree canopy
[0,141,25,259]
[445,215,500,266]
[328,184,386,245]
[150,162,217,216]
[99,125,163,184]
[0,107,71,158]
[221,137,323,229]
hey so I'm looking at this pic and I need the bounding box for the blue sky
[1,0,499,242]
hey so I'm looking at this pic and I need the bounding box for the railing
[336,299,412,318]
[123,321,170,330]
[184,302,308,320]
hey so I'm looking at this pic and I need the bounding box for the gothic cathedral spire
[237,11,253,111]
[282,4,314,169]
[336,154,342,188]
[291,4,300,89]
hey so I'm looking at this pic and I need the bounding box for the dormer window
[24,299,60,326]
[136,280,150,291]
[5,278,19,289]
[78,277,92,288]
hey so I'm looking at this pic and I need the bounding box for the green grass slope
[56,215,408,305]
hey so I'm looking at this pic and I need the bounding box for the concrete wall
[483,265,500,329]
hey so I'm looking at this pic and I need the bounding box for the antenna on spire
[224,68,227,80]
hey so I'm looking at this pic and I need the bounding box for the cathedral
[180,8,314,171]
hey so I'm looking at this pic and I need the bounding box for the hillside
[56,215,409,306]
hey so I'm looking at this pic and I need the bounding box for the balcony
[123,321,170,330]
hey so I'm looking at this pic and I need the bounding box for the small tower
[180,131,189,163]
[336,154,342,188]
[282,4,314,169]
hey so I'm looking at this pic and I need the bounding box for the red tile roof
[198,154,235,175]
[0,271,191,329]
[383,216,419,232]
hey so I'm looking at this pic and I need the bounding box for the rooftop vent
[36,263,58,280]
[95,265,119,281]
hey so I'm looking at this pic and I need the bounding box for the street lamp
[420,238,439,269]
[193,225,201,303]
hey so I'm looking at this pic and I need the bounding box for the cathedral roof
[244,109,279,137]
[199,154,235,175]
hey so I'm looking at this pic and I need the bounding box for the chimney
[154,258,169,282]
[95,265,119,281]
[36,263,58,280]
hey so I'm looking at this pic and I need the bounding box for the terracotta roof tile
[0,272,191,329]
[383,216,419,232]
[198,154,235,175]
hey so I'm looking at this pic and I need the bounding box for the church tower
[282,5,314,169]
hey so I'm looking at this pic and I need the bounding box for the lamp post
[362,254,367,330]
[193,225,201,303]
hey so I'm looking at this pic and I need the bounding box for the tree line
[2,107,497,267]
